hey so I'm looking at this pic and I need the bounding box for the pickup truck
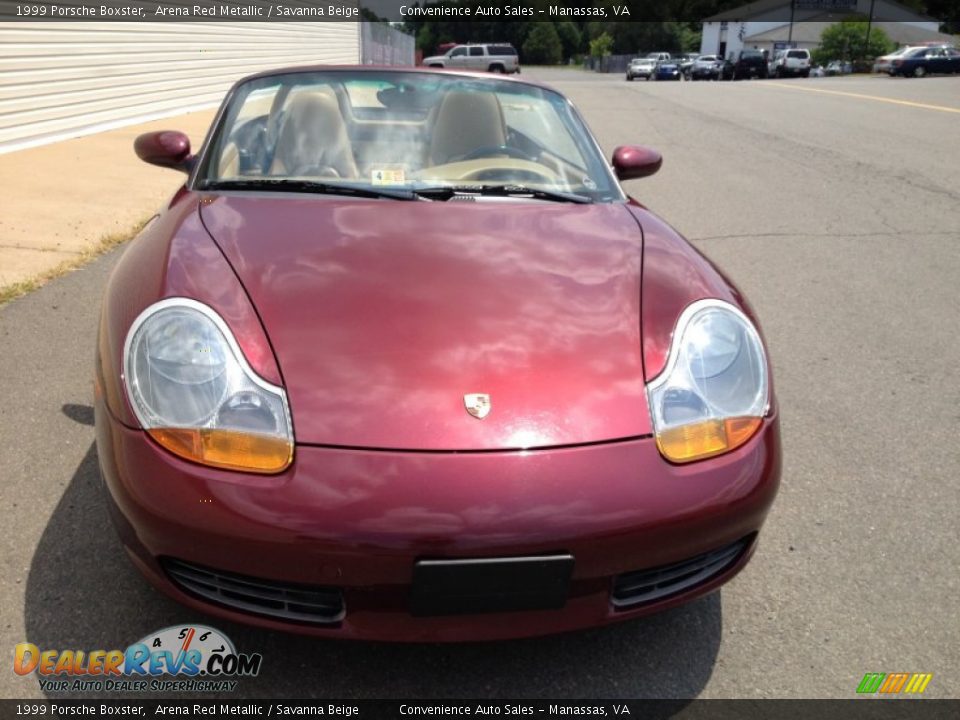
[422,44,521,74]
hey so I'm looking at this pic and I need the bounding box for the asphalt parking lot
[1,69,958,700]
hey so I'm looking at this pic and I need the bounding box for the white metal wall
[0,21,361,153]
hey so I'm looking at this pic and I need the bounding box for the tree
[813,20,895,65]
[589,32,614,58]
[523,22,563,65]
[415,25,437,54]
[590,21,691,55]
[677,23,702,53]
[554,21,582,61]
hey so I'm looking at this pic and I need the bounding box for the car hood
[199,196,651,450]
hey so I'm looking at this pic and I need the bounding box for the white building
[700,0,949,58]
[0,20,366,153]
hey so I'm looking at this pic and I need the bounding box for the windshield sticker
[371,169,406,186]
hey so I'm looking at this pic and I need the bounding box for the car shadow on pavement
[25,435,723,700]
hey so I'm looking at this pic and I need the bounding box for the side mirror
[134,131,194,173]
[611,145,662,181]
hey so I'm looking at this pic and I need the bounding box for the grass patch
[0,217,151,308]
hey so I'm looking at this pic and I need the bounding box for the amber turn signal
[656,416,762,464]
[148,428,293,474]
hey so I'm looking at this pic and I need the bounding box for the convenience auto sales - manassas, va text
[399,4,631,17]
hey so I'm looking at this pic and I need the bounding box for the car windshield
[197,70,621,202]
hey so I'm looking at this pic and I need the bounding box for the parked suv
[722,50,769,80]
[626,57,657,81]
[422,43,520,74]
[771,48,811,78]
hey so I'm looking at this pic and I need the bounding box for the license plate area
[410,555,574,617]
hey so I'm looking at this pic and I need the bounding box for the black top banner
[2,700,960,720]
[0,0,952,23]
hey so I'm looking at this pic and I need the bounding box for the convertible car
[95,67,780,642]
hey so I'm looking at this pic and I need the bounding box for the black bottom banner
[2,699,958,720]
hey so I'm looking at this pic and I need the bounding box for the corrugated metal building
[0,22,361,153]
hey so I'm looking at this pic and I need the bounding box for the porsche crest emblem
[464,393,491,419]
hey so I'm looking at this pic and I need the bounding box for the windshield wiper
[412,184,593,204]
[198,178,417,201]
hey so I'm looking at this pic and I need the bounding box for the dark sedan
[890,46,960,77]
[96,67,780,642]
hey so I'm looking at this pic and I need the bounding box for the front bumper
[96,396,780,642]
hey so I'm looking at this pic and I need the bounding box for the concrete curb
[0,109,217,297]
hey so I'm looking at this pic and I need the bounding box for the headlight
[123,298,293,474]
[647,299,769,463]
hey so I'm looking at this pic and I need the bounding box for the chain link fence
[361,23,415,67]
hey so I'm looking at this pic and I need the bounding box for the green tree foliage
[812,20,895,65]
[582,21,701,55]
[589,32,615,58]
[523,23,564,65]
[677,23,702,53]
[925,0,960,33]
[402,2,534,54]
[416,25,438,55]
[554,21,583,59]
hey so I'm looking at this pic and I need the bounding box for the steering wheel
[459,165,558,184]
[289,165,341,178]
[458,145,539,162]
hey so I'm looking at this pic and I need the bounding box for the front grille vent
[612,536,751,609]
[163,558,345,625]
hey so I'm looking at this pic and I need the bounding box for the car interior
[211,76,599,192]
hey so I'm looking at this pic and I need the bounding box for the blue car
[654,62,682,81]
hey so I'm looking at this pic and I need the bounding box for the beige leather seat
[269,91,358,179]
[218,142,240,177]
[428,91,507,167]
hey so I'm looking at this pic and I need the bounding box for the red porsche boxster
[95,67,780,642]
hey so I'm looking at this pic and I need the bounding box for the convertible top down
[95,67,780,641]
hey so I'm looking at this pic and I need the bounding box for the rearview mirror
[611,145,662,181]
[134,131,194,173]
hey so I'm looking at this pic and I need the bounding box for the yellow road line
[760,81,960,114]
